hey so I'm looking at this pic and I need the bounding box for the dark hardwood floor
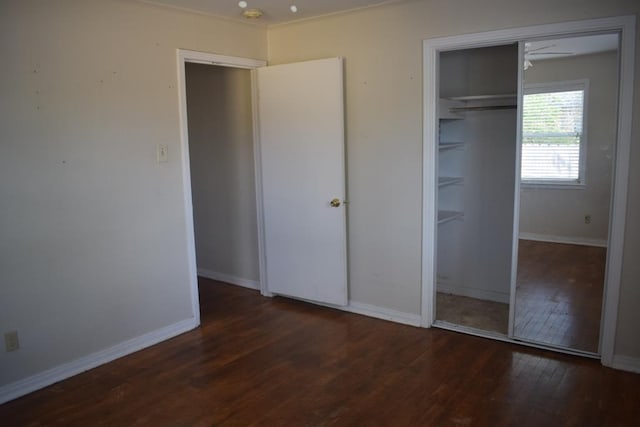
[515,240,606,352]
[2,278,639,426]
[435,240,605,353]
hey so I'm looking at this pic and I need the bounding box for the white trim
[422,16,636,369]
[433,321,600,359]
[250,69,272,297]
[611,355,640,374]
[520,182,586,190]
[177,50,201,328]
[421,38,438,327]
[508,41,525,338]
[421,16,635,50]
[345,301,421,327]
[437,285,510,304]
[178,49,266,69]
[0,318,198,405]
[274,294,421,327]
[198,269,260,290]
[519,233,607,248]
[176,50,268,318]
[524,80,588,94]
[600,16,635,366]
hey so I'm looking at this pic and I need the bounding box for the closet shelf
[442,94,517,113]
[444,94,516,101]
[439,98,465,119]
[438,142,464,150]
[449,104,516,112]
[438,177,463,188]
[438,210,463,225]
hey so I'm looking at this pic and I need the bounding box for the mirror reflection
[514,33,620,353]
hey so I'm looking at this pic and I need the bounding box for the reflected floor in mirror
[515,239,606,353]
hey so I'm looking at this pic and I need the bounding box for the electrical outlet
[4,331,19,352]
[584,214,592,224]
[157,144,168,163]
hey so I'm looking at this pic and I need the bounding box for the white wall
[267,0,640,359]
[519,51,618,244]
[185,64,260,284]
[0,0,266,391]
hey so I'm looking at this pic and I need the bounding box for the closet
[435,45,518,334]
[424,18,633,363]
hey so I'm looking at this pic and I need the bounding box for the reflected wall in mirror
[514,33,620,353]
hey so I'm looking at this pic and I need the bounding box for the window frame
[521,79,589,189]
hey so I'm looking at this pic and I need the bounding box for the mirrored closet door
[433,32,621,356]
[513,33,620,354]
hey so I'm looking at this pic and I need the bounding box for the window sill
[521,182,585,190]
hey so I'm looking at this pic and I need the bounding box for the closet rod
[449,104,516,112]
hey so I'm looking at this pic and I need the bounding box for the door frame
[421,15,636,368]
[176,49,269,326]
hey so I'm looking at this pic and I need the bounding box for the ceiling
[140,0,401,25]
[526,34,619,61]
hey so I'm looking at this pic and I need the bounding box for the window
[521,81,587,186]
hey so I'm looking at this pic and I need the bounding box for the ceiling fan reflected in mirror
[524,42,574,70]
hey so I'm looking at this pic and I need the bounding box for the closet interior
[435,44,519,335]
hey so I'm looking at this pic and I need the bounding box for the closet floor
[514,240,606,353]
[436,293,509,334]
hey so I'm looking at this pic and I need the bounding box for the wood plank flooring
[435,240,604,353]
[2,278,638,426]
[515,240,605,352]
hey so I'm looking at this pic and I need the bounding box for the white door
[257,57,347,306]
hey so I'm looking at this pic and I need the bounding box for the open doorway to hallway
[184,62,261,304]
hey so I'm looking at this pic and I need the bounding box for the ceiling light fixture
[290,5,298,13]
[243,8,263,19]
[238,1,247,8]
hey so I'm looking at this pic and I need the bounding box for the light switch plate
[5,331,19,352]
[157,144,168,163]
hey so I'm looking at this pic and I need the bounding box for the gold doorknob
[330,198,341,208]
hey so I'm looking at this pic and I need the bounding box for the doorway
[177,50,267,322]
[177,51,349,318]
[422,16,636,366]
[184,62,260,291]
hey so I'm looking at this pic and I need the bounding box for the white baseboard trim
[344,301,422,327]
[437,283,510,304]
[519,232,607,248]
[272,293,422,328]
[197,269,260,291]
[0,317,198,405]
[611,355,640,373]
